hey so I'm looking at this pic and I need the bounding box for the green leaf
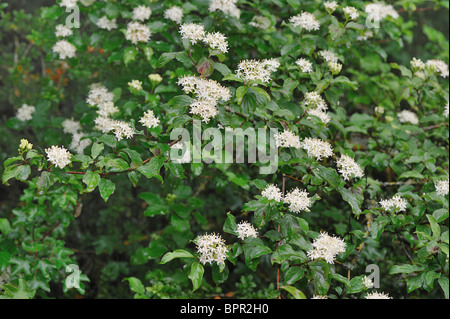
[137,157,164,182]
[0,218,12,235]
[250,87,271,102]
[98,179,115,202]
[389,264,423,275]
[0,279,36,299]
[280,285,306,299]
[223,213,238,236]
[438,276,449,299]
[188,262,204,292]
[160,249,196,264]
[82,171,101,192]
[426,214,441,239]
[91,142,104,159]
[337,187,362,216]
[157,52,180,68]
[123,47,139,66]
[123,277,146,296]
[235,86,249,105]
[314,166,341,188]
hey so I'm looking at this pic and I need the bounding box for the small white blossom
[312,295,329,299]
[45,145,72,169]
[289,12,320,31]
[86,84,115,107]
[261,184,283,202]
[300,138,334,161]
[304,92,328,111]
[343,6,359,20]
[16,104,35,122]
[209,0,241,19]
[237,221,258,240]
[249,16,271,29]
[328,61,342,74]
[70,132,91,155]
[380,195,408,213]
[362,276,374,289]
[397,110,419,125]
[97,101,119,117]
[128,79,143,91]
[284,188,313,213]
[164,6,184,24]
[52,40,76,60]
[139,110,160,129]
[179,23,206,45]
[444,102,449,117]
[426,59,449,78]
[195,233,229,265]
[365,291,392,299]
[324,1,338,14]
[307,232,346,264]
[62,118,81,134]
[365,3,399,23]
[274,130,301,148]
[236,59,280,83]
[113,120,135,141]
[60,0,77,9]
[410,57,425,71]
[132,5,152,22]
[435,180,449,196]
[307,108,331,125]
[296,58,313,73]
[97,16,118,31]
[55,24,73,37]
[203,32,229,53]
[336,154,364,181]
[125,22,151,45]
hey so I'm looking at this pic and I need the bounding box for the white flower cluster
[319,50,339,63]
[336,154,364,181]
[289,12,320,31]
[45,145,72,169]
[249,16,271,29]
[362,276,374,289]
[261,184,283,202]
[274,129,301,148]
[177,76,231,123]
[365,291,392,299]
[328,61,342,74]
[236,59,280,83]
[444,102,449,118]
[284,188,313,213]
[139,110,160,129]
[296,58,313,73]
[209,0,241,19]
[60,0,77,9]
[52,40,76,60]
[97,16,118,31]
[380,195,408,212]
[62,118,91,154]
[300,137,334,161]
[203,32,229,53]
[356,30,374,41]
[324,1,338,14]
[125,22,151,45]
[128,79,143,91]
[62,118,81,135]
[343,6,359,20]
[410,57,426,71]
[16,104,35,122]
[397,110,419,125]
[132,5,152,22]
[304,92,331,124]
[164,6,184,24]
[307,232,346,264]
[179,23,206,45]
[426,59,449,78]
[435,180,449,196]
[55,24,73,37]
[237,221,258,240]
[365,3,399,22]
[196,233,229,265]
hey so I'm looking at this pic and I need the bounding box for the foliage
[0,0,448,299]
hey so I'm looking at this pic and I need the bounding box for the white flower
[300,137,334,161]
[97,16,118,31]
[274,130,301,148]
[343,6,359,20]
[289,12,320,31]
[435,180,449,196]
[16,104,35,121]
[237,221,258,240]
[209,0,241,19]
[52,40,76,59]
[128,79,143,91]
[236,59,280,83]
[112,120,135,141]
[356,30,374,41]
[380,195,407,212]
[249,16,271,29]
[179,23,206,45]
[261,184,282,202]
[203,32,229,53]
[296,58,313,73]
[397,110,419,125]
[365,3,399,23]
[177,76,231,123]
[304,92,328,111]
[312,295,329,299]
[55,24,73,37]
[132,5,152,22]
[19,139,33,152]
[86,84,114,107]
[60,0,77,9]
[319,50,339,63]
[97,101,119,117]
[62,118,81,134]
[324,1,338,13]
[195,233,229,265]
[410,57,425,71]
[94,116,116,133]
[45,145,72,169]
[284,188,313,213]
[308,232,346,264]
[307,108,331,125]
[149,74,163,84]
[139,110,160,129]
[444,102,449,117]
[362,276,374,289]
[336,154,364,181]
[426,59,449,78]
[125,22,151,44]
[69,132,91,155]
[328,61,342,74]
[365,291,392,299]
[164,6,184,24]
